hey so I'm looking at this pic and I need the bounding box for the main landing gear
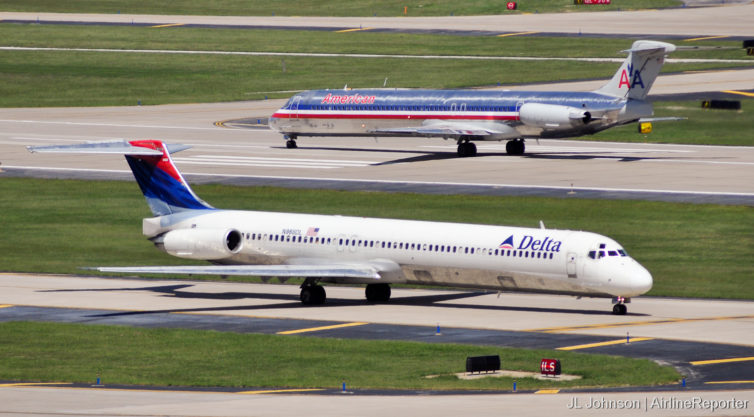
[300,278,325,305]
[457,138,477,157]
[285,135,298,149]
[365,283,391,303]
[505,139,525,155]
[300,281,393,305]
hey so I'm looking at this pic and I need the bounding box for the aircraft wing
[92,263,383,279]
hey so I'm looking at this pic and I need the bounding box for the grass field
[592,99,754,146]
[0,24,751,107]
[0,322,680,390]
[0,0,683,17]
[0,178,751,300]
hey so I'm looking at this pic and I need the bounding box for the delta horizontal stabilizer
[27,140,191,155]
[27,140,212,216]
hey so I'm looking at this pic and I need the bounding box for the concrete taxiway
[1,386,751,417]
[2,4,754,37]
[2,274,754,385]
[1,273,753,416]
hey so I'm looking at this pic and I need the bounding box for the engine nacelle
[519,103,592,129]
[160,228,243,260]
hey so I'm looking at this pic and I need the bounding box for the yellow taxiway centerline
[722,90,754,98]
[238,388,326,394]
[705,380,754,385]
[497,31,540,38]
[151,23,185,29]
[684,35,729,42]
[335,27,373,33]
[691,357,754,366]
[556,337,653,351]
[530,314,754,333]
[535,389,561,394]
[277,322,369,335]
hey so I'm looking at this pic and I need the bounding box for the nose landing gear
[612,296,629,315]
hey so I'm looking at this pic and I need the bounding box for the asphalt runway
[2,82,754,206]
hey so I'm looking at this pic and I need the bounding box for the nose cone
[631,263,653,295]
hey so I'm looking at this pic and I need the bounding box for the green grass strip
[0,178,752,299]
[0,24,751,107]
[0,322,680,390]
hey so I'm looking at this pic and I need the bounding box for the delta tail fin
[595,40,676,100]
[27,140,213,216]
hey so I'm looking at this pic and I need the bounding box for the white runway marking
[0,119,226,131]
[2,46,751,64]
[6,165,754,198]
[173,155,372,169]
[421,144,695,154]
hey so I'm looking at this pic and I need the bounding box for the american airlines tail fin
[27,140,213,216]
[595,40,676,100]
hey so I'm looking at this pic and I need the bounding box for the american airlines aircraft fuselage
[31,140,653,314]
[270,40,675,156]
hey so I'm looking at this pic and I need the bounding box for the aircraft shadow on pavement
[272,144,716,165]
[43,283,647,317]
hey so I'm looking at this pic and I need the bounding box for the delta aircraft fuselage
[140,208,653,301]
[30,138,654,314]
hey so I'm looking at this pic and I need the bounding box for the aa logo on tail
[618,64,645,90]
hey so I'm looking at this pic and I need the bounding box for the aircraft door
[566,252,577,278]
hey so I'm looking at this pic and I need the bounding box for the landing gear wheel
[365,283,391,303]
[505,139,525,155]
[456,141,477,157]
[286,139,298,149]
[612,303,627,315]
[300,284,326,305]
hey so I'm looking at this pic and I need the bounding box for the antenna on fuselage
[539,220,546,230]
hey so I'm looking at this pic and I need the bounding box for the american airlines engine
[29,140,653,315]
[269,40,676,157]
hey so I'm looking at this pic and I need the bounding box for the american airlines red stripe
[271,112,520,121]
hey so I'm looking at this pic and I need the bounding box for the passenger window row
[245,232,555,260]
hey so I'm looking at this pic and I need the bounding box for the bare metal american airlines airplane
[31,140,652,314]
[269,40,676,156]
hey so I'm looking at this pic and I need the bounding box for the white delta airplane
[31,140,652,314]
[270,40,677,156]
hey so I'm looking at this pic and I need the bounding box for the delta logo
[498,235,563,252]
[618,63,645,90]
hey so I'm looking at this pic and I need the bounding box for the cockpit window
[589,247,628,260]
